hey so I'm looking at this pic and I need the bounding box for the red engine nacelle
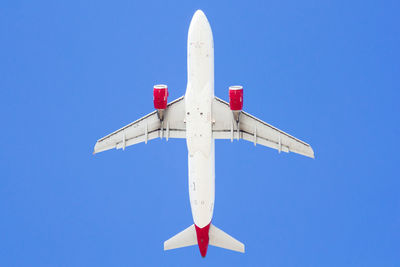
[153,84,169,110]
[229,85,243,111]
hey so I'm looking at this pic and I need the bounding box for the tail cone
[195,223,211,257]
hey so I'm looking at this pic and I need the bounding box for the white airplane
[93,10,314,257]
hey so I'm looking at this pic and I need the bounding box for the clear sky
[1,0,399,266]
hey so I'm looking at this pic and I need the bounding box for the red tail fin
[195,223,211,257]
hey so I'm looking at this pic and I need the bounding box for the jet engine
[229,85,243,122]
[153,84,169,120]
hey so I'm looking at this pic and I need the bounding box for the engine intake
[229,85,243,111]
[153,84,169,109]
[229,85,243,122]
[153,84,169,120]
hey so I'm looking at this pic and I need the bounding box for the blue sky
[1,0,399,266]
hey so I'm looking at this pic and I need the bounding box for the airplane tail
[164,224,245,254]
[164,224,197,251]
[209,224,245,253]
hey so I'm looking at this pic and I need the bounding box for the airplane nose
[190,9,209,27]
[188,9,213,46]
[193,9,206,20]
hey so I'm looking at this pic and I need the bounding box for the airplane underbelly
[188,141,215,228]
[185,9,215,228]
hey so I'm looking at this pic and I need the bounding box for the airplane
[93,9,314,257]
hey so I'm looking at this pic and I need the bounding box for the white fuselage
[185,11,215,228]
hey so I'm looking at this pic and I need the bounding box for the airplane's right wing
[212,96,314,158]
[94,96,186,154]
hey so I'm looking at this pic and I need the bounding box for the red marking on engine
[195,223,211,257]
[229,86,243,111]
[153,85,169,109]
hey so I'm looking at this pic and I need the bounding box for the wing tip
[236,242,245,253]
[309,146,315,159]
[93,142,99,155]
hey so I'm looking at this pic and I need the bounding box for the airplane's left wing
[212,96,314,158]
[94,96,185,154]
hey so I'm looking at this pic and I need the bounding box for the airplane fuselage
[185,11,215,232]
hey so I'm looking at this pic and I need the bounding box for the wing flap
[241,131,290,152]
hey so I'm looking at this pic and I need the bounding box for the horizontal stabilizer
[164,225,197,250]
[209,224,245,253]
